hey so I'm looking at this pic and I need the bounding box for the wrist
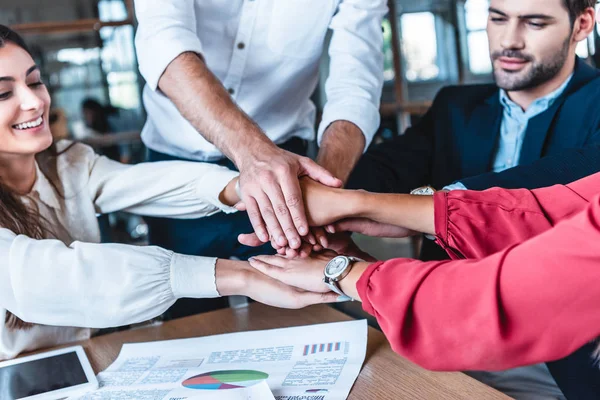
[232,136,279,169]
[346,189,371,219]
[219,177,241,206]
[337,262,367,301]
[215,259,252,296]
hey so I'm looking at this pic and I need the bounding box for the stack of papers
[71,320,368,400]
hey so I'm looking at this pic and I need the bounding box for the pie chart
[182,370,269,390]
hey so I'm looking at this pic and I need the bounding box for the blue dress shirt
[445,74,573,191]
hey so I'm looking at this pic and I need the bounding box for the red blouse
[356,172,600,371]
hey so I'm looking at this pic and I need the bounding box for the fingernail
[248,257,255,262]
[277,236,286,246]
[299,226,308,235]
[336,295,352,302]
[291,238,301,248]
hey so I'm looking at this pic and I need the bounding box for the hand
[216,259,338,309]
[238,147,341,250]
[322,233,377,262]
[248,252,338,294]
[327,218,416,238]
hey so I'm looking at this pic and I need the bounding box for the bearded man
[346,0,600,398]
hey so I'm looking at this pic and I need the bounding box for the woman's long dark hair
[0,25,68,330]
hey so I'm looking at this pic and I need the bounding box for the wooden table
[71,303,509,399]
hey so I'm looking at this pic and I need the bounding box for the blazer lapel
[518,59,591,165]
[461,94,503,178]
[518,101,563,165]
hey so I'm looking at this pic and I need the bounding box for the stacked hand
[216,259,339,309]
[238,177,416,258]
[236,146,342,251]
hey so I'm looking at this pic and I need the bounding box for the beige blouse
[0,141,239,360]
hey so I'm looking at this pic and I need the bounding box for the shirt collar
[499,72,574,115]
[29,162,62,210]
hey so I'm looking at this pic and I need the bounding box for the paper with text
[70,320,368,400]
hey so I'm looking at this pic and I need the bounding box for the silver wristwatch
[323,255,361,299]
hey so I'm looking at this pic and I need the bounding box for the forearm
[316,121,365,184]
[344,191,435,234]
[158,52,275,165]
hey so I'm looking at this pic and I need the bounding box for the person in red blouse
[242,173,600,375]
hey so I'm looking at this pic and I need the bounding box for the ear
[573,7,596,42]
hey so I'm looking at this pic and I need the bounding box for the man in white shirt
[133,0,386,317]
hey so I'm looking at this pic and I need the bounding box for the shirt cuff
[317,100,380,152]
[195,166,240,214]
[356,261,385,316]
[170,254,220,299]
[443,182,468,191]
[136,31,203,91]
[433,192,449,245]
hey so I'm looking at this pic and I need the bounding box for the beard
[491,37,571,91]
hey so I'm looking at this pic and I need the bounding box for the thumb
[238,233,266,247]
[299,158,342,188]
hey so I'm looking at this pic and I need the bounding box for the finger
[311,227,328,248]
[299,158,342,188]
[248,257,286,281]
[277,247,287,255]
[305,231,317,245]
[285,247,300,258]
[237,233,265,247]
[312,244,323,252]
[254,191,288,247]
[279,174,309,237]
[252,254,287,267]
[262,182,302,249]
[244,196,268,242]
[234,202,247,211]
[298,242,313,258]
[325,224,336,234]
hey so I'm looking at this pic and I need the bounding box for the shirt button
[228,88,235,95]
[237,42,245,50]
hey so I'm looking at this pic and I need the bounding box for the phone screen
[0,351,89,399]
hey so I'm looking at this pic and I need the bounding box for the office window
[401,12,440,82]
[382,18,395,82]
[465,0,492,74]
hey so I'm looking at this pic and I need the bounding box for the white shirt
[134,0,387,161]
[0,141,239,360]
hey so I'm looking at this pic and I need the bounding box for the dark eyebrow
[26,65,39,76]
[0,65,39,83]
[489,7,508,17]
[489,7,555,21]
[519,14,555,21]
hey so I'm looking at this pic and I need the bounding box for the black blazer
[348,57,600,261]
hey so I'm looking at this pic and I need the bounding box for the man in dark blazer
[348,0,600,398]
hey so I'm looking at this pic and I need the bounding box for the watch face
[411,187,435,196]
[325,257,348,278]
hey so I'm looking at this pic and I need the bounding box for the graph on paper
[302,342,342,356]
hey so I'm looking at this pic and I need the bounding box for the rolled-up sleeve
[317,0,387,149]
[134,0,202,91]
[0,229,219,329]
[357,194,600,371]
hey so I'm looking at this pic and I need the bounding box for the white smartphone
[0,345,98,400]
